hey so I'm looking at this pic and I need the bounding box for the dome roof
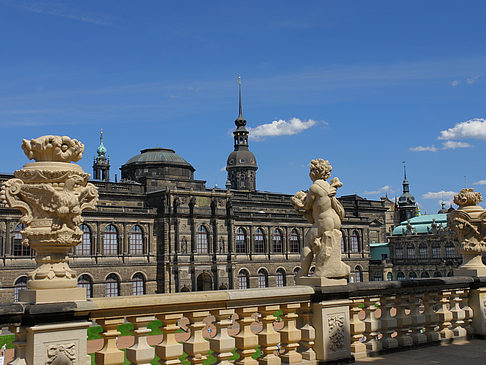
[97,142,107,156]
[226,150,257,169]
[125,148,193,168]
[392,213,448,235]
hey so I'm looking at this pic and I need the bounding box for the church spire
[402,161,409,193]
[93,129,110,182]
[235,76,247,127]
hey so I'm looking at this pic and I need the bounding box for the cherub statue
[291,159,350,279]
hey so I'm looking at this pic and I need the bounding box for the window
[395,246,403,259]
[14,276,28,302]
[235,228,246,254]
[276,268,286,287]
[129,225,144,255]
[103,225,118,255]
[355,266,363,283]
[289,230,300,253]
[351,231,359,253]
[196,226,209,254]
[434,271,442,278]
[13,224,30,256]
[432,243,441,259]
[258,269,268,288]
[238,270,249,289]
[341,234,345,253]
[254,228,265,253]
[409,272,417,279]
[272,229,282,253]
[445,243,455,259]
[407,244,415,258]
[419,244,427,259]
[386,272,393,281]
[105,274,120,297]
[132,273,145,296]
[397,271,405,281]
[77,274,93,298]
[373,272,383,281]
[421,272,430,278]
[76,224,91,256]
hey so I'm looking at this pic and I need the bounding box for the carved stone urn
[1,135,98,302]
[448,188,486,277]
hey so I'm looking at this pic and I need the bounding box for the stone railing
[3,277,486,364]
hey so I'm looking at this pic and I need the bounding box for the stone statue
[1,135,98,301]
[448,188,486,276]
[292,159,350,284]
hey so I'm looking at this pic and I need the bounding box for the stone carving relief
[1,135,98,290]
[46,342,76,365]
[328,314,345,352]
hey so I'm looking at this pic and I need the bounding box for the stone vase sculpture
[448,188,486,277]
[1,135,98,302]
[292,159,350,286]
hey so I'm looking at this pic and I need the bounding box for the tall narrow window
[13,224,30,256]
[129,225,143,255]
[105,274,120,297]
[235,228,246,254]
[132,273,145,296]
[76,224,91,256]
[445,243,456,258]
[407,244,415,258]
[351,231,359,253]
[395,245,403,259]
[276,268,286,287]
[290,230,300,253]
[419,244,427,259]
[254,228,265,253]
[238,269,249,289]
[431,243,441,258]
[272,229,282,253]
[355,266,363,282]
[77,274,93,298]
[14,276,28,302]
[103,225,118,255]
[196,226,208,254]
[258,269,268,288]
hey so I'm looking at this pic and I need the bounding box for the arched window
[105,273,120,297]
[235,228,246,254]
[14,276,27,302]
[129,225,144,255]
[409,272,417,279]
[431,243,441,259]
[13,224,30,256]
[238,269,250,289]
[103,225,118,256]
[433,271,442,278]
[276,268,286,287]
[445,243,456,259]
[272,229,282,253]
[76,224,91,256]
[254,228,265,253]
[77,274,93,298]
[386,272,393,281]
[351,231,359,253]
[258,269,268,288]
[132,273,145,296]
[372,272,382,281]
[407,244,415,258]
[196,226,208,254]
[421,272,430,278]
[419,243,427,259]
[397,271,405,281]
[447,271,454,277]
[355,266,363,283]
[289,230,300,253]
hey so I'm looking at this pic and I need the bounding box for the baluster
[156,313,184,365]
[234,307,259,365]
[298,302,316,364]
[450,290,467,340]
[436,290,453,340]
[460,289,474,336]
[257,305,281,365]
[126,315,156,365]
[349,299,366,359]
[423,292,439,343]
[394,295,412,347]
[409,294,427,345]
[364,297,381,353]
[279,303,301,364]
[95,317,126,365]
[8,325,27,365]
[184,311,210,365]
[379,295,398,349]
[210,309,236,365]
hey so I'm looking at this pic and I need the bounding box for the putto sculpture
[292,159,350,285]
[1,135,98,302]
[448,188,486,276]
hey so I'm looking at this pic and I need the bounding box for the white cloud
[473,180,486,185]
[422,190,456,200]
[219,166,226,172]
[364,185,395,195]
[467,75,481,84]
[248,118,318,140]
[441,140,472,149]
[438,118,486,140]
[409,145,438,152]
[451,80,461,87]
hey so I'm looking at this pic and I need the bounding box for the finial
[100,129,103,143]
[402,161,407,180]
[235,76,246,127]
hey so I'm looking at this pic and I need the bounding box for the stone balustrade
[1,277,486,364]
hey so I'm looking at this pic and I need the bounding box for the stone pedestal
[454,254,486,277]
[19,287,86,304]
[312,299,352,363]
[468,287,486,337]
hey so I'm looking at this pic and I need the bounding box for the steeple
[97,129,107,157]
[93,129,110,182]
[402,161,410,193]
[235,76,246,127]
[398,161,416,222]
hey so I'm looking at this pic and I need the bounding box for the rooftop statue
[292,159,350,285]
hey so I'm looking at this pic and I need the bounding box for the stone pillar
[468,287,486,337]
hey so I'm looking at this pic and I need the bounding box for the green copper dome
[96,130,107,156]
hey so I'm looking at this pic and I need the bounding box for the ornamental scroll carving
[46,342,76,365]
[328,313,345,352]
[0,135,98,290]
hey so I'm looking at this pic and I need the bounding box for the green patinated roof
[125,148,192,166]
[370,242,389,260]
[392,213,448,236]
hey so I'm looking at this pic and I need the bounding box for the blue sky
[1,1,486,214]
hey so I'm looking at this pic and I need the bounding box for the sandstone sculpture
[292,159,350,284]
[1,135,98,301]
[448,188,486,276]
